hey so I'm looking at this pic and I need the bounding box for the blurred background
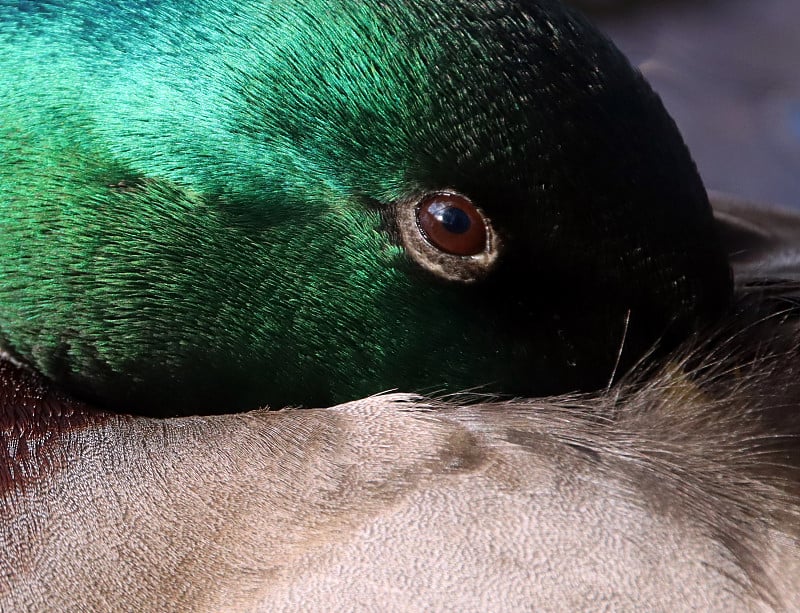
[566,0,800,208]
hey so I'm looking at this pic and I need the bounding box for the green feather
[0,1,731,415]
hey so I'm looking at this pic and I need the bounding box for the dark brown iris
[415,193,488,256]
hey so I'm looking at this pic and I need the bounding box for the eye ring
[415,193,488,256]
[395,190,501,283]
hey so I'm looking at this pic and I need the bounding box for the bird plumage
[1,1,799,608]
[0,0,730,415]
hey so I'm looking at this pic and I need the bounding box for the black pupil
[431,202,471,234]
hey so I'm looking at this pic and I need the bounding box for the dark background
[568,0,800,208]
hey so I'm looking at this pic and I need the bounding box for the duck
[0,0,732,416]
[1,0,798,610]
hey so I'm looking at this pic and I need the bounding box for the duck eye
[415,193,488,256]
[396,189,499,283]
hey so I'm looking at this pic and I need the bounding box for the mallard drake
[1,0,798,610]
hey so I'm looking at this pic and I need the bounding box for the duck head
[0,0,731,415]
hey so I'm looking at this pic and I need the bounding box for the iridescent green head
[0,0,730,415]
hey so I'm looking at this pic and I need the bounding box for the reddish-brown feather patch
[0,359,111,494]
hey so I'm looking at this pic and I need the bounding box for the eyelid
[395,190,501,283]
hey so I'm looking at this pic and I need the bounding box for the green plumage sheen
[0,0,731,415]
